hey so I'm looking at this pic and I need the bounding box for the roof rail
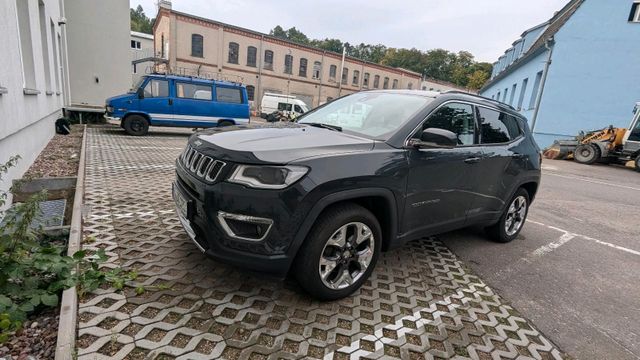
[442,90,516,110]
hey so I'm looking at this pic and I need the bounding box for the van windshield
[129,76,147,93]
[297,92,432,140]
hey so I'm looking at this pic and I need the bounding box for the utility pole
[337,46,346,97]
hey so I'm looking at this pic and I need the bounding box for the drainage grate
[35,199,66,228]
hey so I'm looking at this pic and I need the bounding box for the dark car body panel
[173,90,541,278]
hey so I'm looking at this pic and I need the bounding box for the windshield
[297,92,432,139]
[129,76,147,93]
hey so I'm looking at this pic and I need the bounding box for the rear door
[470,106,526,221]
[173,81,215,127]
[138,78,173,124]
[214,85,249,124]
[403,102,484,237]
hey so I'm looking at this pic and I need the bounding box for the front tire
[486,188,530,243]
[634,155,640,172]
[574,143,600,164]
[123,115,149,136]
[293,204,382,300]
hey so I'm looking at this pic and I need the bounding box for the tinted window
[143,79,169,98]
[418,103,475,145]
[216,87,243,104]
[478,107,521,144]
[176,82,212,100]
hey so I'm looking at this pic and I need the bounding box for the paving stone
[76,126,563,360]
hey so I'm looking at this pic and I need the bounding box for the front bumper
[172,160,309,277]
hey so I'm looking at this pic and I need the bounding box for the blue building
[480,0,640,147]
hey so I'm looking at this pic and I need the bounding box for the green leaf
[0,318,10,330]
[72,250,86,260]
[135,286,145,295]
[19,302,34,313]
[0,295,12,307]
[41,294,58,307]
[29,295,40,307]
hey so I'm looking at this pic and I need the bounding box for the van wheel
[218,120,233,127]
[293,203,381,300]
[486,188,530,243]
[123,115,149,136]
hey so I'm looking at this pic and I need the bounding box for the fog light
[217,211,273,242]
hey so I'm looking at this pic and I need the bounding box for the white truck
[260,93,309,118]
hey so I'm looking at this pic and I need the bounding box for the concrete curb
[54,125,87,360]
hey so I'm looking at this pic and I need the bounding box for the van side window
[278,102,292,111]
[216,87,243,104]
[477,107,521,144]
[294,105,304,113]
[176,82,212,100]
[417,103,475,146]
[143,79,169,98]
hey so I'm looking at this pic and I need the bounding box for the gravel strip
[24,125,84,179]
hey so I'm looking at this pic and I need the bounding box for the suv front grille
[181,145,226,182]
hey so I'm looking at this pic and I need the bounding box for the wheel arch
[286,188,399,271]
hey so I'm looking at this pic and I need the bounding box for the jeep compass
[172,90,541,300]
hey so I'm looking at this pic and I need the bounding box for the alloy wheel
[505,195,527,236]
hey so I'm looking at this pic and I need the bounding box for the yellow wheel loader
[543,102,640,171]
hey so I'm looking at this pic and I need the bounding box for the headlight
[228,165,308,189]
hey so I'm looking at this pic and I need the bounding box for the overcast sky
[131,0,569,63]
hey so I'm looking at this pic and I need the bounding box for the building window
[191,34,204,57]
[313,61,322,79]
[38,0,52,92]
[329,65,337,81]
[629,2,640,22]
[497,91,501,101]
[264,50,274,70]
[383,77,389,89]
[407,82,413,90]
[131,40,141,49]
[228,42,239,64]
[510,83,517,105]
[341,68,348,84]
[503,88,508,103]
[161,33,165,58]
[392,79,398,89]
[529,71,543,109]
[16,0,36,90]
[363,73,370,88]
[352,70,360,86]
[299,58,308,77]
[517,78,528,110]
[246,85,255,101]
[373,75,380,88]
[284,54,293,74]
[246,46,257,67]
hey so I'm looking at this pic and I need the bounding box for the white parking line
[526,219,640,257]
[543,171,640,192]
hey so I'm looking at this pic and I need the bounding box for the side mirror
[409,128,457,149]
[137,88,144,99]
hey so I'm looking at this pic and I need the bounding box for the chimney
[159,0,172,10]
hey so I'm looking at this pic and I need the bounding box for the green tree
[467,70,489,90]
[130,5,154,34]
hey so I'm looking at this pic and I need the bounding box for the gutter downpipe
[530,37,554,132]
[257,35,264,116]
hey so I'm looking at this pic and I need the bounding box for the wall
[65,0,131,107]
[0,0,65,209]
[534,0,640,146]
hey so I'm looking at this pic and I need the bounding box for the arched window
[299,58,308,77]
[312,61,322,79]
[341,68,348,85]
[264,50,274,70]
[246,46,257,67]
[246,85,255,101]
[373,75,380,88]
[284,54,293,74]
[191,34,203,57]
[363,73,370,88]
[392,79,398,89]
[329,65,337,81]
[383,77,389,89]
[352,70,360,86]
[228,42,239,64]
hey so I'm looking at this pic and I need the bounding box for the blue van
[105,74,250,135]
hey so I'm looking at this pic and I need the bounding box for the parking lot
[76,124,636,360]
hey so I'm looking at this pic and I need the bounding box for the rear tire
[635,155,640,172]
[218,120,233,127]
[574,143,600,164]
[123,115,149,136]
[485,188,530,243]
[293,203,382,300]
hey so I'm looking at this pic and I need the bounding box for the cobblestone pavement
[76,126,564,360]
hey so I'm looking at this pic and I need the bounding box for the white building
[130,31,155,83]
[0,0,66,207]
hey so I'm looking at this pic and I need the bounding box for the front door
[403,102,483,237]
[624,106,640,154]
[138,78,173,125]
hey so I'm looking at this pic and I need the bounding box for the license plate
[173,186,188,219]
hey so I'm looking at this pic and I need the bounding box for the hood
[194,122,374,163]
[106,93,135,105]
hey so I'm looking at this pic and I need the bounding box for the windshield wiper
[304,122,342,132]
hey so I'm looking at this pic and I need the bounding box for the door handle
[168,99,173,105]
[464,157,481,164]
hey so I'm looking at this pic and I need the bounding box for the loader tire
[574,144,600,164]
[635,155,640,173]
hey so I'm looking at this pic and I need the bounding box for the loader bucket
[543,140,579,160]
